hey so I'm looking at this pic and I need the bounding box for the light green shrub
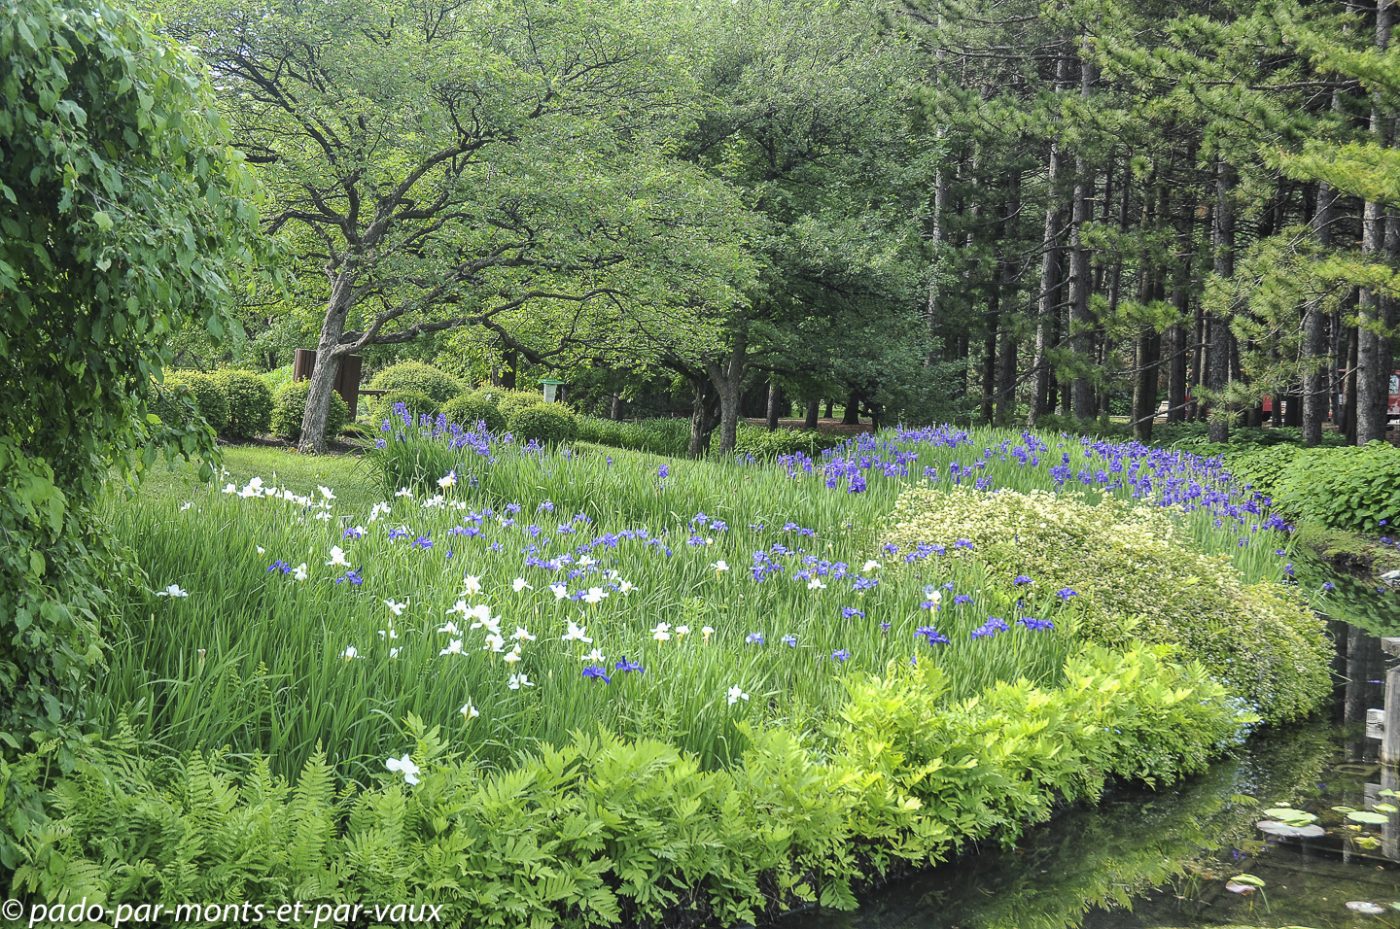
[574,416,692,456]
[1227,444,1303,501]
[153,371,229,433]
[270,381,348,443]
[733,424,845,459]
[880,486,1331,724]
[508,402,579,444]
[210,369,273,439]
[367,362,463,405]
[440,391,507,433]
[1272,442,1400,534]
[374,389,438,421]
[480,387,549,421]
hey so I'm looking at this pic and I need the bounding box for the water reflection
[791,565,1400,929]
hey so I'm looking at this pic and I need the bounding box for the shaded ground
[743,417,874,435]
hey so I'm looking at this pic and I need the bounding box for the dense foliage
[0,0,255,753]
[12,647,1240,927]
[440,392,509,435]
[155,371,230,434]
[507,403,580,445]
[210,369,273,440]
[271,382,348,443]
[367,362,464,406]
[1272,442,1400,533]
[882,487,1331,724]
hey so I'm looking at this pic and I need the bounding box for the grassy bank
[4,420,1334,927]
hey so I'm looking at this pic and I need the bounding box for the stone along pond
[790,554,1400,929]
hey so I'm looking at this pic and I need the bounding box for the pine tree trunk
[1069,51,1097,421]
[765,380,781,430]
[1167,208,1194,423]
[1303,180,1337,446]
[1358,0,1393,444]
[609,394,624,421]
[805,396,821,430]
[1028,53,1071,428]
[980,291,1000,423]
[1132,331,1161,442]
[1206,160,1236,443]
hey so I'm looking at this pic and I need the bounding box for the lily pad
[1348,811,1390,825]
[1228,873,1266,887]
[1257,819,1326,839]
[1374,802,1397,813]
[1263,806,1317,825]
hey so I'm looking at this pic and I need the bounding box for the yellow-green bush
[880,487,1331,724]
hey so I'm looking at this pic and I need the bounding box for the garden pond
[792,553,1400,929]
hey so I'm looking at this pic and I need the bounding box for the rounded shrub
[156,371,229,432]
[480,387,546,421]
[270,381,349,443]
[441,391,507,433]
[367,361,463,405]
[210,369,273,439]
[376,389,439,423]
[508,402,579,444]
[880,486,1332,724]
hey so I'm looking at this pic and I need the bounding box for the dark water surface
[790,558,1400,929]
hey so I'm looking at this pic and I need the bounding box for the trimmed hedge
[154,371,229,433]
[270,381,349,443]
[375,389,439,422]
[367,362,463,405]
[509,402,579,444]
[881,486,1332,724]
[441,391,507,434]
[480,387,548,422]
[209,369,273,439]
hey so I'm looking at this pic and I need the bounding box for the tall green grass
[96,424,1302,781]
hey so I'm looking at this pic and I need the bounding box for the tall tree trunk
[842,389,861,425]
[688,378,719,458]
[1344,321,1360,444]
[765,380,781,430]
[298,272,354,453]
[1069,48,1097,421]
[983,177,1018,423]
[609,394,625,421]
[1206,159,1236,442]
[1028,52,1071,428]
[980,290,1000,423]
[1167,204,1195,423]
[824,398,833,419]
[805,395,820,430]
[1304,179,1338,445]
[708,327,747,455]
[500,348,518,390]
[1358,0,1394,443]
[996,332,1018,425]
